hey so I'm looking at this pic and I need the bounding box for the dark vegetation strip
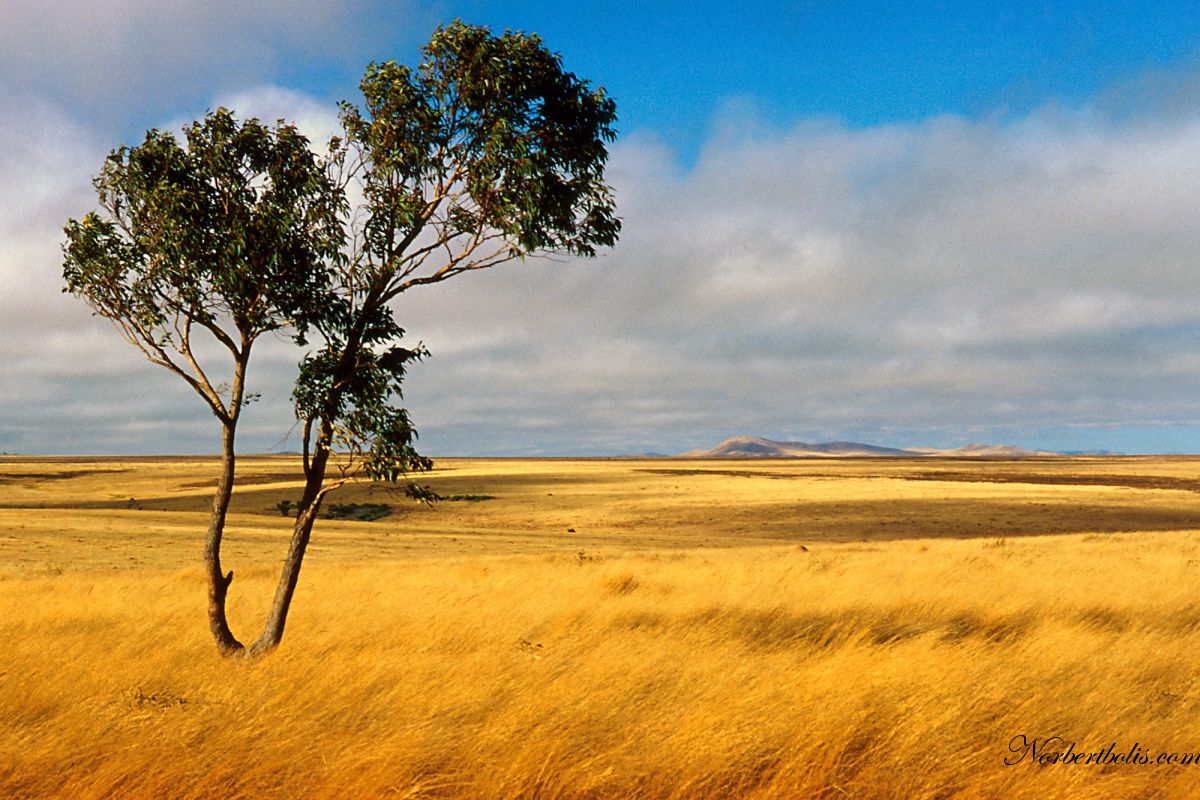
[0,469,129,482]
[179,473,303,489]
[903,471,1200,492]
[638,469,804,480]
[638,468,1200,492]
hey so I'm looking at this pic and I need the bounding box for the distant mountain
[678,436,1056,458]
[678,436,918,458]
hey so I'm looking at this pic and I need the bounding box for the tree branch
[174,316,228,414]
[105,314,231,424]
[382,234,514,302]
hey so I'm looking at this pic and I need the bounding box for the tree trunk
[248,315,369,655]
[249,445,330,654]
[205,422,245,655]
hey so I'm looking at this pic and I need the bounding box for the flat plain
[5,454,1200,798]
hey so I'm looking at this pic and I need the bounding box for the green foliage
[323,503,393,522]
[336,19,619,285]
[62,110,346,423]
[65,20,620,500]
[294,334,433,491]
[292,20,621,496]
[64,109,344,342]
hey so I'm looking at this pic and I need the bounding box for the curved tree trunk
[249,501,319,654]
[249,317,366,654]
[206,422,245,655]
[249,443,331,654]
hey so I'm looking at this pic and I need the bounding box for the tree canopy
[63,20,620,656]
[64,110,344,423]
[290,20,620,501]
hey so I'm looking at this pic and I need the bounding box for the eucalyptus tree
[254,21,620,653]
[63,111,344,654]
[63,20,619,656]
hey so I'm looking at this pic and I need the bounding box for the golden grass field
[5,454,1200,798]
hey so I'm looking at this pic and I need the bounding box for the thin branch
[382,234,514,301]
[192,315,242,358]
[105,314,231,424]
[175,317,226,413]
[392,228,471,276]
[314,478,348,505]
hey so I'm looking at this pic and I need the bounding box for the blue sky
[25,2,1200,147]
[445,2,1200,150]
[4,1,1200,455]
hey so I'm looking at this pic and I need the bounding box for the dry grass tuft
[603,573,640,596]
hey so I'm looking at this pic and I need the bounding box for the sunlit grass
[4,456,1200,797]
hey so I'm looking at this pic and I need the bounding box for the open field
[5,455,1200,797]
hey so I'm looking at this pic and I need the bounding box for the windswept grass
[3,456,1200,797]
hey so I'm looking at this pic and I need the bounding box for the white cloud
[0,2,428,128]
[392,103,1200,453]
[7,79,1200,455]
[0,88,319,454]
[211,86,343,145]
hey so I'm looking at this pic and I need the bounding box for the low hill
[678,436,1054,458]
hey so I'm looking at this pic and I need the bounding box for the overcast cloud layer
[0,0,430,131]
[4,7,1200,455]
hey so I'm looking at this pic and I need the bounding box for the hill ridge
[678,436,1056,458]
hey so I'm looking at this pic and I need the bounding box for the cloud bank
[0,0,429,130]
[5,72,1200,454]
[387,101,1200,454]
